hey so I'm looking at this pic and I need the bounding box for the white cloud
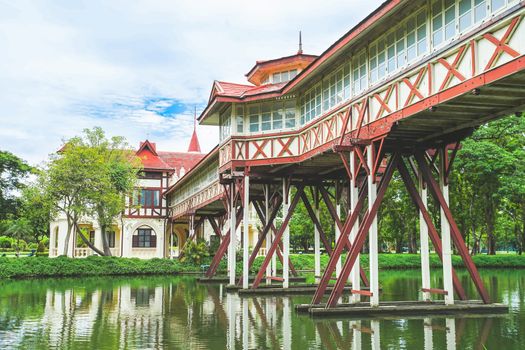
[0,0,382,165]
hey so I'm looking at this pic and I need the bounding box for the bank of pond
[1,253,525,279]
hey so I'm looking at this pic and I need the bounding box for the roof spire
[187,106,201,153]
[298,30,303,54]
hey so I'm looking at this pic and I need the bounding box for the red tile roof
[187,129,201,153]
[213,81,285,99]
[136,140,205,176]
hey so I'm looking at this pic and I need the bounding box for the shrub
[0,236,11,249]
[11,240,27,252]
[180,240,209,265]
[37,241,46,253]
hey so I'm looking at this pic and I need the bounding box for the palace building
[49,126,205,259]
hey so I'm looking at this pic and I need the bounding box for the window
[301,84,321,124]
[261,103,272,131]
[139,189,160,208]
[107,231,116,248]
[219,107,231,142]
[133,228,156,248]
[249,105,260,132]
[272,69,298,83]
[236,106,244,133]
[285,101,296,128]
[353,51,368,94]
[89,231,95,243]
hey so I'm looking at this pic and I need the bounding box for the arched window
[132,228,156,248]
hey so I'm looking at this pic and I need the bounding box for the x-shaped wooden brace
[325,116,336,140]
[438,44,467,91]
[403,66,426,107]
[484,16,521,71]
[338,108,351,146]
[301,132,310,153]
[312,124,322,148]
[373,85,394,119]
[252,139,269,158]
[276,137,294,157]
[354,99,369,140]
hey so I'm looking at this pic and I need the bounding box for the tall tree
[44,127,140,256]
[0,151,32,221]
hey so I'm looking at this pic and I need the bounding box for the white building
[49,130,206,259]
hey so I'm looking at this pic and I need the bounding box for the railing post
[439,148,455,305]
[367,144,379,307]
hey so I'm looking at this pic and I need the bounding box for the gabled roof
[245,53,317,85]
[135,140,205,176]
[210,80,286,99]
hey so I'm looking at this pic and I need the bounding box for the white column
[419,173,431,301]
[242,175,250,289]
[265,185,273,284]
[371,320,381,350]
[94,227,103,254]
[350,151,361,303]
[229,183,237,286]
[49,226,56,257]
[156,222,165,258]
[314,190,321,284]
[335,182,342,277]
[367,146,379,307]
[445,318,456,350]
[283,297,291,350]
[351,321,362,350]
[282,179,290,289]
[242,298,249,349]
[423,318,433,350]
[440,149,454,305]
[227,293,236,350]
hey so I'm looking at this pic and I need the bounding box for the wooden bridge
[165,0,525,312]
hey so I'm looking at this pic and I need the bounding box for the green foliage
[181,240,210,265]
[0,236,12,248]
[0,150,32,221]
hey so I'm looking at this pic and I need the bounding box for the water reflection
[0,269,522,349]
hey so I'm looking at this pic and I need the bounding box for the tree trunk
[75,222,105,256]
[63,216,73,256]
[101,225,111,256]
[485,196,496,255]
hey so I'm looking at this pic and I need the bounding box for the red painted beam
[415,152,490,304]
[397,159,467,300]
[325,153,399,307]
[252,185,305,289]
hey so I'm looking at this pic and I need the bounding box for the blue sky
[0,0,381,165]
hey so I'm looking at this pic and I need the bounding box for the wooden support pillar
[423,318,433,350]
[415,152,489,303]
[229,183,237,286]
[264,185,272,284]
[335,182,342,277]
[439,148,455,305]
[397,159,467,300]
[282,178,290,289]
[313,188,321,284]
[251,185,304,289]
[371,320,380,350]
[325,153,398,308]
[367,144,379,307]
[349,151,361,303]
[242,174,250,289]
[446,318,456,349]
[419,171,432,301]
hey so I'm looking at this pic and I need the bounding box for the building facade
[49,130,205,259]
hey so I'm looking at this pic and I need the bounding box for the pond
[0,269,523,349]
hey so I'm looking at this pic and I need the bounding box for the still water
[0,269,523,349]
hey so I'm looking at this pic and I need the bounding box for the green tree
[0,151,32,221]
[4,218,32,255]
[43,127,140,256]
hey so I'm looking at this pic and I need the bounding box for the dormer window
[272,69,298,84]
